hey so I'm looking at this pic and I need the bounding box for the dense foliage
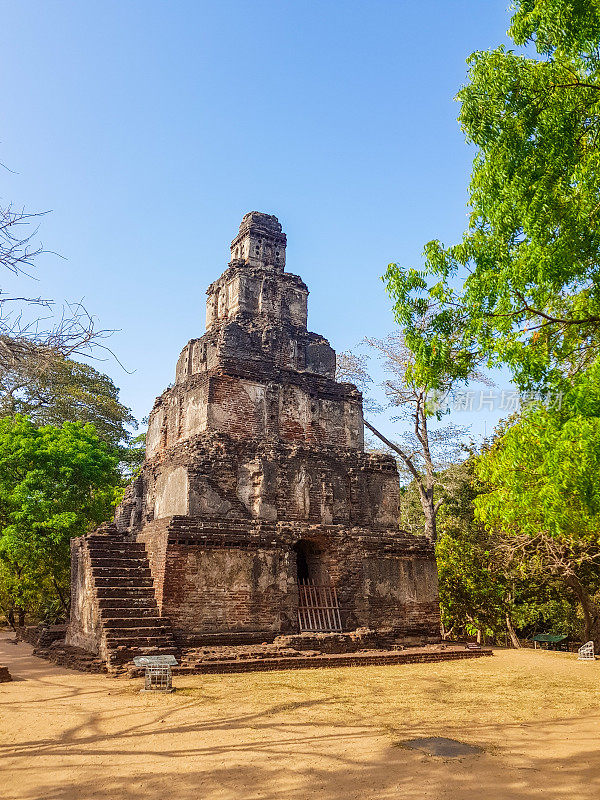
[391,1,600,645]
[385,0,600,391]
[0,353,137,458]
[400,457,582,644]
[475,361,600,646]
[0,416,119,626]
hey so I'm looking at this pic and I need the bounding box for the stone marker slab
[401,737,482,758]
[133,655,178,667]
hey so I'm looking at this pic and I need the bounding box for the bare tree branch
[338,332,472,541]
[0,195,124,403]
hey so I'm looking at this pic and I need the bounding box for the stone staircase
[86,533,177,670]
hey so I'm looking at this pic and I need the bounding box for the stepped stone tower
[67,213,440,667]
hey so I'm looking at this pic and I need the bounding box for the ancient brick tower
[67,213,439,667]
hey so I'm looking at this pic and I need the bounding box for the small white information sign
[578,641,595,661]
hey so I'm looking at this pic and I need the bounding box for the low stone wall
[29,642,107,673]
[173,647,493,675]
[16,624,66,649]
[273,629,440,654]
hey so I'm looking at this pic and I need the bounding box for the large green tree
[385,0,600,391]
[431,456,581,645]
[0,355,136,453]
[474,361,600,647]
[382,0,600,644]
[0,415,119,625]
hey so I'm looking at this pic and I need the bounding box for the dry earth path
[1,634,600,799]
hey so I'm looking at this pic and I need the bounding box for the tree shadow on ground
[11,730,600,800]
[4,705,600,800]
[3,636,600,800]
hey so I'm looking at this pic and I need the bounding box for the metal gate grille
[298,580,342,632]
[144,664,173,691]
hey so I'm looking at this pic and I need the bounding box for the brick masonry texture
[172,648,492,676]
[67,212,441,668]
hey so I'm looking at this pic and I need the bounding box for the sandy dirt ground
[1,634,600,800]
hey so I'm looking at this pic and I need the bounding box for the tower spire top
[230,211,287,270]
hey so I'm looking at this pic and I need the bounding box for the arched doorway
[294,540,325,584]
[294,540,342,632]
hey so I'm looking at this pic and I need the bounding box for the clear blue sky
[1,1,515,441]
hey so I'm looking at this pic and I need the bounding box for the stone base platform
[26,631,493,677]
[11,625,107,673]
[30,642,107,674]
[129,643,493,677]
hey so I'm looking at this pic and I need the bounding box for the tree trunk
[440,621,454,640]
[562,573,600,650]
[476,629,482,645]
[53,577,69,615]
[422,499,437,542]
[17,609,25,627]
[363,418,437,541]
[506,613,521,648]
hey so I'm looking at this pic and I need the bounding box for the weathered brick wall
[138,435,400,529]
[161,544,293,640]
[136,518,171,611]
[16,624,67,648]
[66,538,102,655]
[136,516,439,646]
[205,268,308,331]
[288,529,438,636]
[148,370,362,457]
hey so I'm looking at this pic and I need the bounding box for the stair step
[97,598,159,609]
[105,636,175,647]
[89,554,148,562]
[88,548,147,558]
[87,536,144,545]
[83,533,176,668]
[95,587,156,599]
[105,633,172,643]
[90,552,148,560]
[109,646,177,657]
[107,647,178,665]
[101,608,160,619]
[92,566,152,577]
[103,617,167,629]
[94,576,154,587]
[87,541,146,549]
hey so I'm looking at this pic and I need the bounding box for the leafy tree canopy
[399,454,582,644]
[437,456,582,641]
[474,360,600,645]
[0,415,119,622]
[475,360,600,544]
[385,0,600,390]
[0,354,136,455]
